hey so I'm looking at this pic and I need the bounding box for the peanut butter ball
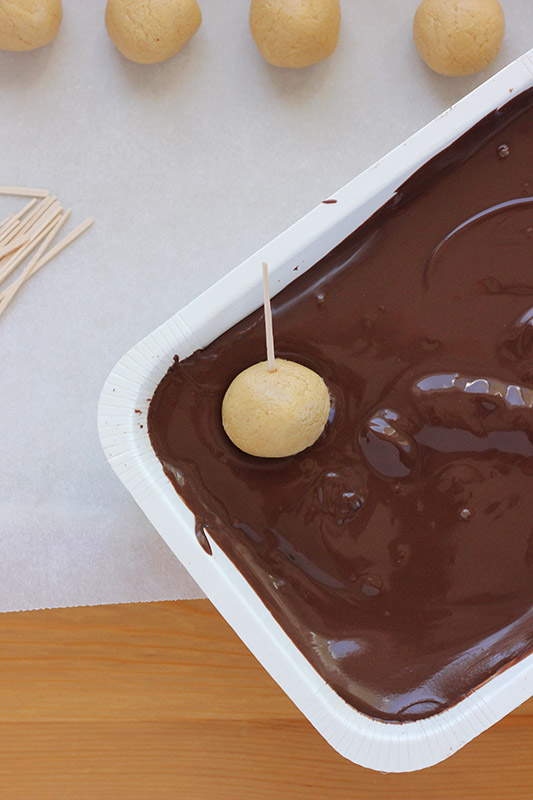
[222,358,331,458]
[249,0,341,69]
[413,0,505,77]
[105,0,201,64]
[0,0,62,51]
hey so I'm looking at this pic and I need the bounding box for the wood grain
[0,600,530,799]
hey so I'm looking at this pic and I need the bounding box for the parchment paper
[1,0,530,612]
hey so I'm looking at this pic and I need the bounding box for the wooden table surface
[0,600,531,799]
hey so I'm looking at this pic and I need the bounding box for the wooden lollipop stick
[19,196,57,238]
[31,216,93,273]
[0,208,62,285]
[0,186,93,320]
[0,198,38,233]
[0,233,30,258]
[0,198,39,242]
[0,213,14,231]
[0,186,49,198]
[0,197,54,252]
[13,197,38,220]
[0,212,69,315]
[0,218,21,246]
[262,261,276,373]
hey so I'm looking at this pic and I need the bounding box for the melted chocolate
[149,89,533,721]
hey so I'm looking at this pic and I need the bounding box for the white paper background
[0,0,531,612]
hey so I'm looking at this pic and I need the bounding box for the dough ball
[0,0,62,52]
[105,0,201,64]
[222,358,331,458]
[413,0,504,77]
[249,0,340,69]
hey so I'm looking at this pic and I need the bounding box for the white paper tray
[98,51,533,772]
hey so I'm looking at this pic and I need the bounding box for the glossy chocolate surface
[149,90,533,721]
